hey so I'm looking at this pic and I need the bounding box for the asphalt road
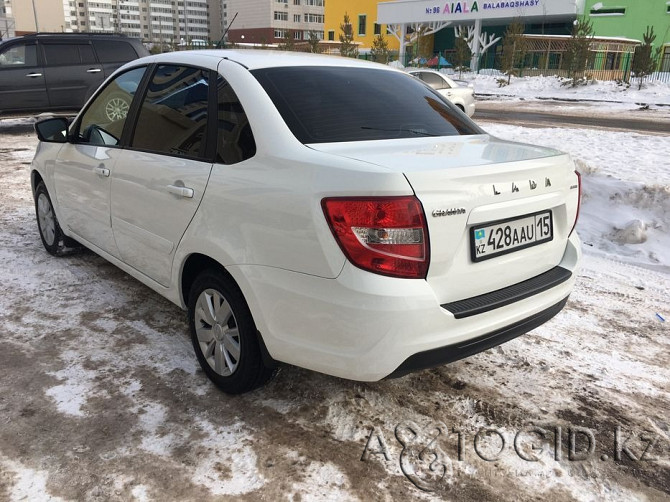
[474,102,670,133]
[3,101,668,136]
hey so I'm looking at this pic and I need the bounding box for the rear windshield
[251,66,482,144]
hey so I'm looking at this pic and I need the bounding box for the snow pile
[463,73,670,105]
[481,123,670,270]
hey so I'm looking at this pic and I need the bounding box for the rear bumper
[388,296,568,378]
[229,232,581,381]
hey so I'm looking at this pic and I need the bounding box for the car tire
[103,92,131,122]
[34,181,77,255]
[188,270,274,394]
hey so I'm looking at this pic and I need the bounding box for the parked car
[0,33,148,116]
[31,51,581,394]
[408,69,476,117]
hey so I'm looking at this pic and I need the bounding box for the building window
[294,14,301,23]
[294,31,302,40]
[276,0,288,3]
[304,13,323,24]
[274,29,286,39]
[304,0,324,5]
[589,7,625,16]
[274,11,288,21]
[374,23,381,36]
[358,15,366,36]
[293,0,300,4]
[328,30,334,41]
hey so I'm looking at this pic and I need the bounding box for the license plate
[471,210,553,262]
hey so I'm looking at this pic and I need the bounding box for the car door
[111,64,213,286]
[0,41,48,112]
[42,42,105,110]
[52,66,147,256]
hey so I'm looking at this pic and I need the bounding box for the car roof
[18,32,131,39]
[139,49,398,71]
[408,69,445,75]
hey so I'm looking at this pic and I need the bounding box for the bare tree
[453,30,472,77]
[499,20,526,86]
[387,21,451,62]
[455,25,501,66]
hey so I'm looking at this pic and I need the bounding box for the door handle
[167,184,194,198]
[93,166,110,177]
[86,68,102,73]
[26,73,43,78]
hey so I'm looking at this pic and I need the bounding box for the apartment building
[2,0,212,45]
[225,0,324,45]
[0,0,15,38]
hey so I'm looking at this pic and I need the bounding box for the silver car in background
[408,69,476,117]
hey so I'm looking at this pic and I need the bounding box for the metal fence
[398,49,670,84]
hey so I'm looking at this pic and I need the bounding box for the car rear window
[251,66,482,144]
[92,40,138,63]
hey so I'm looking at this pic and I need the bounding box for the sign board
[378,0,585,24]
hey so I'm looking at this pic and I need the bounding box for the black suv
[0,33,149,116]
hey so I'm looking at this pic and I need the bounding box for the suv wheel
[35,181,75,255]
[188,270,274,394]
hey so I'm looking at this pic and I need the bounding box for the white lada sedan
[31,51,581,394]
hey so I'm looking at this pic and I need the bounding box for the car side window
[216,75,256,164]
[131,65,209,159]
[77,66,146,146]
[79,45,96,64]
[93,40,138,63]
[42,44,80,66]
[0,43,37,67]
[421,72,450,90]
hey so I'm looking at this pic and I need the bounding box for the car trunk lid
[310,135,579,303]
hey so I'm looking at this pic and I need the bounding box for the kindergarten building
[343,0,670,76]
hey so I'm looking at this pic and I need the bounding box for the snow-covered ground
[465,73,670,106]
[483,123,670,271]
[0,107,668,501]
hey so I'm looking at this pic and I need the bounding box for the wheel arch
[31,170,44,196]
[180,253,232,308]
[179,252,277,369]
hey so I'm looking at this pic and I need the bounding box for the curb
[476,93,670,107]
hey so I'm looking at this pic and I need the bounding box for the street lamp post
[30,0,39,32]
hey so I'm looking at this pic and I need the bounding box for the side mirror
[35,117,70,143]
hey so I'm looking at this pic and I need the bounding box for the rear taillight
[322,196,430,279]
[569,170,581,237]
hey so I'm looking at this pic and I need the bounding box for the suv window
[0,43,37,67]
[43,44,81,66]
[131,65,209,159]
[93,40,138,63]
[79,44,96,64]
[77,66,146,146]
[252,67,481,144]
[216,76,256,164]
